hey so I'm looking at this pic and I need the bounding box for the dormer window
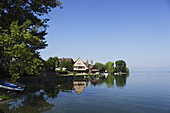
[77,63,81,65]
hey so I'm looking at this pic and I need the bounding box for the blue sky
[39,0,170,71]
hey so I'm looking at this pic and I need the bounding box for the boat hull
[0,81,24,91]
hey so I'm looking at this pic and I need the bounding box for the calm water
[0,72,170,113]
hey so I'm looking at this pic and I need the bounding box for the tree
[61,60,73,71]
[114,60,127,73]
[45,57,58,72]
[0,21,45,81]
[0,0,62,51]
[126,67,129,75]
[0,0,62,80]
[95,62,105,73]
[105,61,114,74]
[0,0,62,31]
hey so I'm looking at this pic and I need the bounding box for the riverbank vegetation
[95,60,129,75]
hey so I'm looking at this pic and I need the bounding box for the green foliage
[0,0,62,32]
[105,61,114,73]
[45,57,58,72]
[60,60,73,71]
[0,21,44,82]
[95,62,106,72]
[114,60,127,73]
[0,94,10,100]
[0,0,62,80]
[0,0,63,55]
[126,67,129,75]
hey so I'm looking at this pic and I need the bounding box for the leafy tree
[61,60,73,71]
[45,57,58,72]
[114,60,127,73]
[126,67,129,75]
[0,0,62,80]
[0,0,62,32]
[0,21,45,81]
[105,61,114,73]
[95,62,105,73]
[0,0,62,56]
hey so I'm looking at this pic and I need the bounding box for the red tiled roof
[59,58,73,62]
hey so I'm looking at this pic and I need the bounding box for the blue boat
[0,81,24,91]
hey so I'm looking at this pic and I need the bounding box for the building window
[75,66,78,69]
[77,63,81,65]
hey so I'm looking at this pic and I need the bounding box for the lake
[0,71,170,113]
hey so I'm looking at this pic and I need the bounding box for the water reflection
[90,75,128,88]
[90,77,99,87]
[115,74,128,87]
[73,81,87,94]
[0,74,129,113]
[106,75,114,88]
[0,91,54,113]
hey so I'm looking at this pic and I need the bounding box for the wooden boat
[0,81,24,91]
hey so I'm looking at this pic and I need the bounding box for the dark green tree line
[105,61,114,73]
[60,60,74,71]
[45,57,59,72]
[114,60,128,73]
[95,62,105,73]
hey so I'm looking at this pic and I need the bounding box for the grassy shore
[57,73,96,76]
